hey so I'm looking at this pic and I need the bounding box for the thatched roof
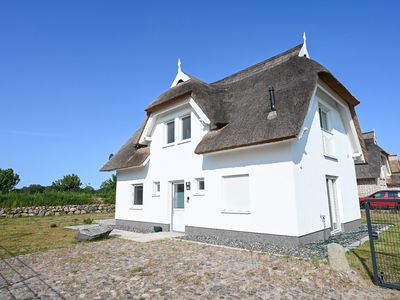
[100,121,149,172]
[388,174,400,187]
[355,137,384,179]
[389,155,400,174]
[101,44,366,171]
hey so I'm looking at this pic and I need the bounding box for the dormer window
[319,107,329,131]
[181,115,191,140]
[319,105,335,158]
[166,120,175,144]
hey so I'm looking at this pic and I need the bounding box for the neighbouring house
[388,154,400,188]
[101,37,367,246]
[355,131,400,196]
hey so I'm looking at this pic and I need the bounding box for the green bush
[51,174,82,192]
[83,218,93,224]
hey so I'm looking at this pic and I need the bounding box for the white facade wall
[194,142,298,236]
[116,103,207,225]
[116,87,361,237]
[291,86,361,236]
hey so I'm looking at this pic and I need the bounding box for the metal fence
[365,199,400,290]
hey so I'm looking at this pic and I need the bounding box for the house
[355,131,400,196]
[388,155,400,188]
[101,37,366,247]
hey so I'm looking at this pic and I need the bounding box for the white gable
[171,59,191,87]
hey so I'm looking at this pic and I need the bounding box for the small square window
[153,182,160,196]
[166,121,175,144]
[132,184,143,206]
[181,115,191,140]
[196,178,205,194]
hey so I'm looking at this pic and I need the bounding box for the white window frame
[152,181,160,197]
[319,106,330,132]
[179,114,191,143]
[164,119,175,146]
[130,184,144,209]
[318,104,336,159]
[194,177,205,195]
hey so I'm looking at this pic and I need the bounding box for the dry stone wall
[0,204,115,218]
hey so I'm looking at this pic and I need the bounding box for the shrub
[19,184,46,194]
[51,174,82,192]
[0,191,98,208]
[83,218,93,224]
[100,174,116,193]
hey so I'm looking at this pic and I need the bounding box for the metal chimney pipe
[269,87,276,111]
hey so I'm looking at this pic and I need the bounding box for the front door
[326,176,341,233]
[172,182,185,232]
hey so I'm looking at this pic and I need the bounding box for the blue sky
[1,1,399,188]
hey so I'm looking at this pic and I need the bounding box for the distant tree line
[0,168,116,194]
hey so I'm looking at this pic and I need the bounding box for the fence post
[365,201,380,285]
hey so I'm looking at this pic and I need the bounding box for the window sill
[129,207,143,210]
[324,154,338,161]
[194,193,205,196]
[152,194,160,197]
[321,128,333,135]
[163,143,175,148]
[177,139,191,145]
[221,210,251,215]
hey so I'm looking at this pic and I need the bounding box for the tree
[51,174,82,192]
[19,184,46,194]
[0,168,20,193]
[100,174,117,192]
[82,185,95,193]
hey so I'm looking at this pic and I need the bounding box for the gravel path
[1,238,399,299]
[180,225,382,258]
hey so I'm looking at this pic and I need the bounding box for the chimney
[269,87,276,111]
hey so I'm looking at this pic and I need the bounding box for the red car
[359,190,400,208]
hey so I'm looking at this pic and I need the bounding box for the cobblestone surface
[1,238,399,299]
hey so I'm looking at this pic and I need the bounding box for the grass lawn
[347,209,400,284]
[0,212,114,259]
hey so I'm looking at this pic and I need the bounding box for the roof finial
[171,58,190,88]
[299,32,310,59]
[178,58,182,72]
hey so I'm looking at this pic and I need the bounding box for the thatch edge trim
[195,135,297,155]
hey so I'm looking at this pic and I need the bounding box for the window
[153,182,160,196]
[181,115,191,140]
[132,184,143,206]
[195,178,205,194]
[166,120,175,144]
[372,191,385,198]
[319,106,335,157]
[319,108,329,131]
[388,191,400,198]
[222,174,250,212]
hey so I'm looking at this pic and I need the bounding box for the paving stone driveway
[1,239,399,299]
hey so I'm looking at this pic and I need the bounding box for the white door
[172,182,185,232]
[326,177,341,234]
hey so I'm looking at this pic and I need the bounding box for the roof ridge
[211,44,303,85]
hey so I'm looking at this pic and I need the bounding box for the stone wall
[357,177,400,197]
[0,204,115,218]
[357,178,381,197]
